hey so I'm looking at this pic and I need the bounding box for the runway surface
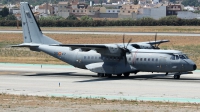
[0,63,200,103]
[0,30,200,36]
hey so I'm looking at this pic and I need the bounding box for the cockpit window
[170,55,175,60]
[171,55,179,60]
[183,54,189,59]
[179,55,186,59]
[179,54,189,59]
[171,54,188,60]
[175,55,179,60]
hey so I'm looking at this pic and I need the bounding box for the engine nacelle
[106,44,120,53]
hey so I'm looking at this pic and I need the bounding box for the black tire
[123,73,130,77]
[98,73,104,77]
[117,74,122,77]
[174,75,180,79]
[105,74,112,78]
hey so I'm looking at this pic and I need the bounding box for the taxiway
[0,63,200,103]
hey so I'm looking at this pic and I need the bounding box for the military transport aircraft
[13,2,197,79]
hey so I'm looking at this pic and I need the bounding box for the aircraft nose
[193,64,197,70]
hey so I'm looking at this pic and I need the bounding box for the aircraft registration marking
[54,52,66,56]
[58,52,62,56]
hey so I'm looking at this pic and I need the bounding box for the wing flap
[145,40,169,45]
[51,44,106,49]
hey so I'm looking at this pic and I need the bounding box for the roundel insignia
[58,52,62,56]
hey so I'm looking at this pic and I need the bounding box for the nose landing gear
[174,72,181,79]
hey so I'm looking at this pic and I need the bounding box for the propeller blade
[126,38,132,49]
[156,41,161,48]
[124,55,127,65]
[123,34,125,48]
[154,33,157,48]
[120,35,131,65]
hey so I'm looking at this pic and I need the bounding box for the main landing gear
[123,73,130,77]
[97,73,130,78]
[97,73,112,78]
[97,73,104,77]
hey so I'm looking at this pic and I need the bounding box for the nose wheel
[174,75,180,79]
[174,72,181,79]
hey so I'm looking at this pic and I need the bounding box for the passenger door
[159,57,168,72]
[170,55,181,71]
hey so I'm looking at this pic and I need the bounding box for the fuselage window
[144,58,146,61]
[148,58,150,61]
[88,56,90,59]
[136,58,139,61]
[156,58,158,61]
[152,58,154,61]
[84,56,86,59]
[140,58,142,61]
[91,56,94,59]
[95,57,97,59]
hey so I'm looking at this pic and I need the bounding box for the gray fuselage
[38,45,196,74]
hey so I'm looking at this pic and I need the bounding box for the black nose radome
[193,64,197,70]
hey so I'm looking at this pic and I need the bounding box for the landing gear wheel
[165,72,168,76]
[174,75,180,79]
[97,73,105,77]
[117,74,122,77]
[123,73,130,77]
[105,74,112,78]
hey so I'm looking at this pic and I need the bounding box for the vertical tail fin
[20,2,61,44]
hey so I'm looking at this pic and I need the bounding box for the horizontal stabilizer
[11,43,40,47]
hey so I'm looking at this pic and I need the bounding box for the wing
[131,40,169,49]
[51,44,124,56]
[142,40,169,45]
[51,40,169,56]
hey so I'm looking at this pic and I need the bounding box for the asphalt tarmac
[0,63,200,103]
